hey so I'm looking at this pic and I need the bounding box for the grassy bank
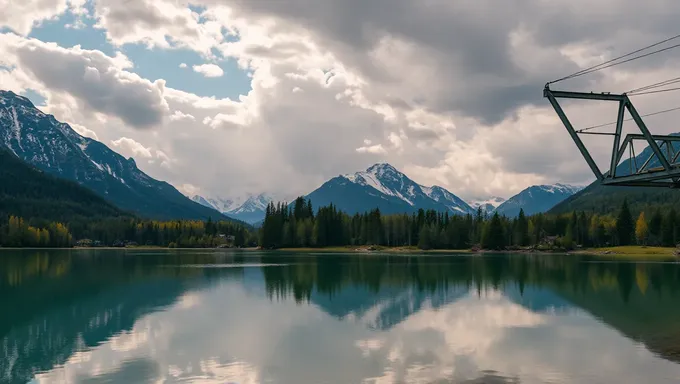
[277,246,470,254]
[574,246,678,259]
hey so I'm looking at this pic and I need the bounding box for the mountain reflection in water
[2,249,680,384]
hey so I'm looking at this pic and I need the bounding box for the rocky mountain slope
[0,90,229,221]
[303,163,474,215]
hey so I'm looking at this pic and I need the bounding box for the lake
[2,250,680,384]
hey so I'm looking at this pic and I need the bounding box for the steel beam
[545,91,603,180]
[544,86,680,188]
[601,167,680,183]
[610,101,626,178]
[602,181,678,188]
[624,98,673,171]
[544,89,627,102]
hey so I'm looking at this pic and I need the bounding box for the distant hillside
[192,193,274,224]
[0,90,230,221]
[551,139,680,216]
[304,163,474,216]
[495,184,583,217]
[549,183,679,216]
[0,149,128,223]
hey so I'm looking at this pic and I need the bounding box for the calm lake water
[2,250,680,384]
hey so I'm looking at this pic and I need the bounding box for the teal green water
[2,250,680,384]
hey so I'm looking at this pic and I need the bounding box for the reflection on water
[2,250,680,383]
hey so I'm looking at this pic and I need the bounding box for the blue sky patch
[27,6,252,100]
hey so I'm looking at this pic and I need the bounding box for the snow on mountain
[192,195,244,213]
[231,193,272,214]
[495,183,584,217]
[424,186,475,214]
[0,90,229,221]
[192,193,276,224]
[467,196,506,213]
[305,163,474,215]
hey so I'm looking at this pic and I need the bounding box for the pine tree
[482,212,506,250]
[418,225,432,250]
[514,208,529,246]
[662,208,677,247]
[649,208,663,245]
[616,199,634,246]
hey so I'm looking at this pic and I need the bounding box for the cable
[629,86,680,96]
[548,33,680,84]
[565,43,680,81]
[628,76,680,94]
[577,105,680,132]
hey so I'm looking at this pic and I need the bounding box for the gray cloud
[8,36,169,128]
[217,0,680,123]
[6,0,680,200]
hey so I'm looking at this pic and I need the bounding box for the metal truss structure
[544,86,680,188]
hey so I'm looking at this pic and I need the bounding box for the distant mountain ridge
[467,196,506,213]
[0,90,232,221]
[192,193,274,224]
[0,149,128,222]
[495,183,584,217]
[550,137,680,215]
[303,163,474,215]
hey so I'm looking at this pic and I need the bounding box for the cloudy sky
[2,0,680,201]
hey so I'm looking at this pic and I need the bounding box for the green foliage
[551,183,680,219]
[482,212,506,250]
[0,149,128,224]
[257,195,655,251]
[616,199,635,246]
[0,215,255,248]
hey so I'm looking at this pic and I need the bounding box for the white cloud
[169,110,195,121]
[356,144,387,155]
[0,0,69,35]
[0,33,169,129]
[178,183,201,196]
[192,63,224,78]
[111,137,153,158]
[70,123,99,140]
[5,0,680,199]
[92,0,224,55]
[179,63,187,69]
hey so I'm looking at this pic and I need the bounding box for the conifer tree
[616,199,634,246]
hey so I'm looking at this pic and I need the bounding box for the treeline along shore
[3,195,680,255]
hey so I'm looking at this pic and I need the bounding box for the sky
[2,0,680,201]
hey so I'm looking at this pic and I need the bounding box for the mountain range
[192,193,274,224]
[302,163,475,216]
[0,90,588,223]
[551,138,680,216]
[468,196,506,213]
[194,164,585,221]
[495,183,584,217]
[0,90,231,222]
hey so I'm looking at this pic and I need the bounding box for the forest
[1,195,678,250]
[259,197,679,250]
[0,216,256,248]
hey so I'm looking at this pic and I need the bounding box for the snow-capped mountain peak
[192,193,279,224]
[330,163,473,215]
[495,183,584,217]
[0,89,227,221]
[467,196,506,213]
[231,193,273,214]
[538,183,583,195]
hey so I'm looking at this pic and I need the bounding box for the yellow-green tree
[635,212,648,245]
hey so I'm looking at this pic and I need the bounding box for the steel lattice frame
[544,86,680,188]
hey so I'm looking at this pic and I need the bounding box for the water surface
[2,250,680,383]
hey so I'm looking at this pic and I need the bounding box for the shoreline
[1,245,677,259]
